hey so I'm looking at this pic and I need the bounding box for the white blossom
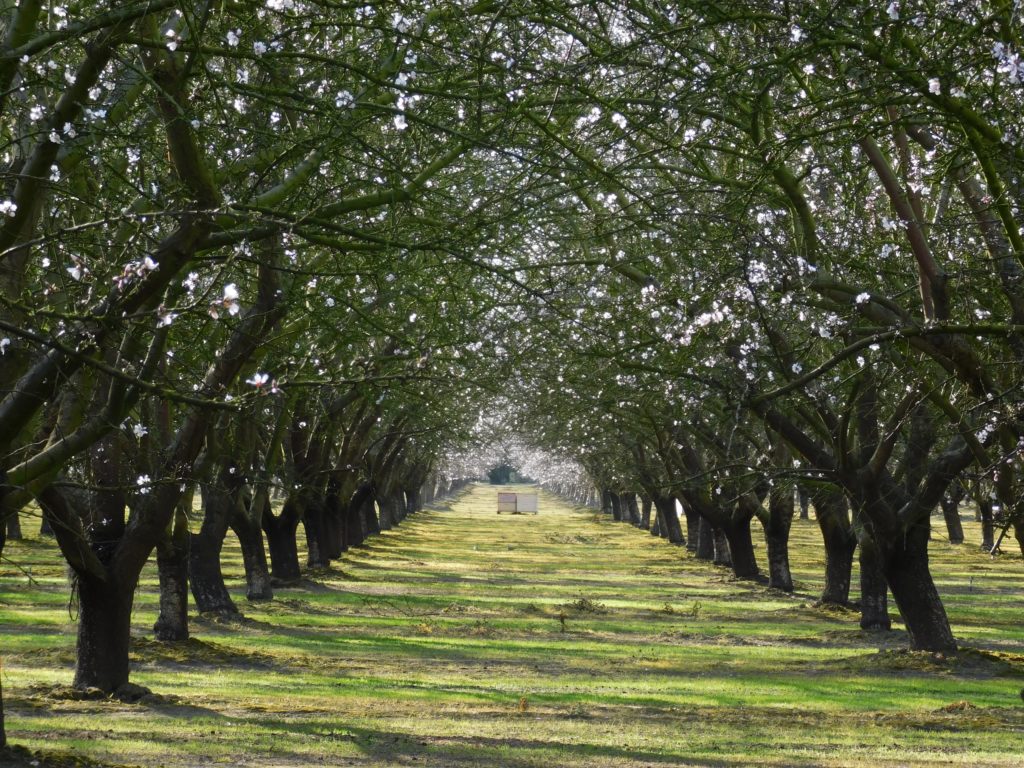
[210,283,241,318]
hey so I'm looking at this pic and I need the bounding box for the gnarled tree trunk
[880,522,956,651]
[5,512,21,541]
[304,495,331,569]
[978,497,995,551]
[858,533,891,632]
[681,501,699,551]
[621,492,641,525]
[814,491,856,606]
[609,491,623,522]
[189,473,240,615]
[74,573,135,692]
[695,516,714,560]
[154,503,190,641]
[639,495,652,529]
[263,496,302,583]
[763,484,793,591]
[232,491,273,601]
[712,527,731,567]
[653,495,684,545]
[724,521,758,579]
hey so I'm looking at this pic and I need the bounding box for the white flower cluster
[993,42,1024,84]
[114,256,159,290]
[209,283,241,318]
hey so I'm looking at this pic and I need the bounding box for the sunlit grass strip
[2,483,1023,767]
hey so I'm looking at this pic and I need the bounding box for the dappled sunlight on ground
[2,483,1022,767]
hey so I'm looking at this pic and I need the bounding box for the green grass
[2,483,1023,767]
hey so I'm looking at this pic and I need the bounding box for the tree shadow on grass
[234,718,754,768]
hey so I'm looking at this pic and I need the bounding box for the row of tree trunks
[153,462,454,658]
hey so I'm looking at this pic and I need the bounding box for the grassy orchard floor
[2,484,1023,767]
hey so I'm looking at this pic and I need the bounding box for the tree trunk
[654,496,684,544]
[39,513,53,537]
[695,516,714,560]
[389,493,407,524]
[5,512,21,541]
[640,495,652,529]
[763,485,793,591]
[815,492,855,605]
[940,494,964,544]
[821,537,855,606]
[153,504,190,641]
[405,486,422,517]
[978,498,994,551]
[322,480,344,560]
[940,481,966,544]
[609,492,623,522]
[858,534,891,632]
[377,497,395,530]
[650,513,661,536]
[345,483,373,548]
[1,495,4,739]
[881,522,957,652]
[189,481,238,615]
[264,505,302,583]
[360,489,380,536]
[682,502,699,551]
[189,528,237,615]
[621,492,641,525]
[231,496,273,601]
[712,527,732,567]
[797,486,810,520]
[724,522,759,579]
[304,495,330,569]
[74,574,134,692]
